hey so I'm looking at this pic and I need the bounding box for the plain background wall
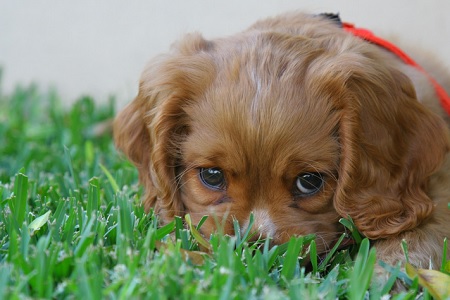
[1,0,449,107]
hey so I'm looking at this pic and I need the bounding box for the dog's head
[114,14,449,252]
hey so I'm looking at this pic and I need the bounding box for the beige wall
[1,0,449,107]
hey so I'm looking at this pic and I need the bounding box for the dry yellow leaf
[406,263,450,300]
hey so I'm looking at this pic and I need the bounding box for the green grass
[0,82,445,299]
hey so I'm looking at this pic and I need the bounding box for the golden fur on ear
[114,33,215,220]
[322,50,450,239]
[113,93,157,212]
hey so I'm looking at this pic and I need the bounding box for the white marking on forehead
[243,209,276,238]
[250,69,262,121]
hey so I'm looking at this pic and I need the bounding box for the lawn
[0,82,448,299]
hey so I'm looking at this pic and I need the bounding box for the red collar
[343,22,450,116]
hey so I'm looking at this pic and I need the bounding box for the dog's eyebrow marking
[242,209,277,238]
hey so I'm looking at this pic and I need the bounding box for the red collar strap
[343,22,450,116]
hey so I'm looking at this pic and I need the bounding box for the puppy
[114,12,450,271]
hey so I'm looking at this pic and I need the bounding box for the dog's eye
[199,167,226,190]
[295,172,324,196]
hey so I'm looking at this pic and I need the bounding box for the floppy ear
[114,90,161,213]
[328,53,450,239]
[114,33,214,220]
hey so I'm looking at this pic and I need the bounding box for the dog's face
[179,59,342,246]
[114,14,448,253]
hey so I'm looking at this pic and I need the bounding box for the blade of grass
[63,146,80,190]
[87,177,100,220]
[339,217,362,244]
[52,198,68,242]
[318,265,339,296]
[196,215,208,231]
[309,240,318,274]
[348,238,376,300]
[318,233,346,270]
[378,260,412,286]
[263,238,279,270]
[74,216,96,258]
[235,213,256,251]
[174,216,184,240]
[441,238,448,272]
[185,214,212,252]
[0,265,10,299]
[10,172,28,229]
[281,236,304,281]
[62,204,76,245]
[7,218,18,263]
[99,163,119,194]
[155,220,175,241]
[401,239,410,264]
[380,262,401,295]
[117,193,133,240]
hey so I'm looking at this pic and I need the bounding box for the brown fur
[114,12,450,269]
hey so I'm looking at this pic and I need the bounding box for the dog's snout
[240,209,277,241]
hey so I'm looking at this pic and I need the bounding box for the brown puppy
[114,12,450,270]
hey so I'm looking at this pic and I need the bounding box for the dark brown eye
[295,172,324,196]
[199,167,226,190]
